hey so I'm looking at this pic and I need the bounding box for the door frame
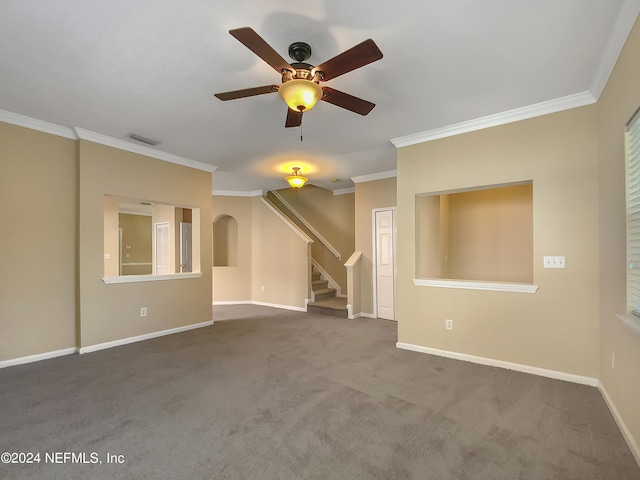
[179,221,192,273]
[372,207,397,320]
[153,221,171,275]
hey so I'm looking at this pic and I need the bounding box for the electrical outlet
[140,307,147,317]
[261,285,265,292]
[445,319,453,330]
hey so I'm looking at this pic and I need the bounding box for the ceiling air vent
[127,133,160,146]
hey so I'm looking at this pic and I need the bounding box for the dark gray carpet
[1,305,638,480]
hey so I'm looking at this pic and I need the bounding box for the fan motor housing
[288,42,312,63]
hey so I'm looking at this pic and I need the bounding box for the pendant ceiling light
[285,167,308,188]
[278,79,323,113]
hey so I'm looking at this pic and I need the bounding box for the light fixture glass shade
[285,167,308,188]
[278,80,323,112]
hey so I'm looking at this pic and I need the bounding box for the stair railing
[344,251,362,319]
[270,190,341,261]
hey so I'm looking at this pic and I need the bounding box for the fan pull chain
[300,121,303,142]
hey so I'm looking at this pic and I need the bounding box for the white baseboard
[213,300,252,305]
[348,312,377,319]
[0,347,78,369]
[79,320,213,354]
[214,300,308,312]
[598,383,640,468]
[396,342,598,387]
[251,301,307,312]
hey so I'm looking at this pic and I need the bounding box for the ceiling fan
[214,27,383,128]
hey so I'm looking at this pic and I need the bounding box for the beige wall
[212,195,252,302]
[103,196,120,277]
[119,213,152,275]
[597,15,640,458]
[397,105,600,377]
[211,194,312,309]
[417,191,524,281]
[354,177,397,316]
[251,197,311,309]
[274,185,355,293]
[445,184,533,282]
[0,123,77,361]
[213,215,238,267]
[78,140,212,348]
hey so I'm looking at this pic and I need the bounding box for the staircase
[308,265,348,318]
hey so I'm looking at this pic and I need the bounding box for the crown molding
[390,91,597,148]
[332,187,355,196]
[0,109,76,139]
[0,109,217,173]
[351,170,397,184]
[212,189,265,197]
[589,0,640,99]
[73,127,217,173]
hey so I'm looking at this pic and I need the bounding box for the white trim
[213,189,264,197]
[616,313,640,336]
[413,278,539,293]
[396,342,598,387]
[344,251,363,268]
[212,300,252,305]
[79,320,213,354]
[260,197,313,244]
[73,127,217,173]
[351,170,397,184]
[251,301,308,312]
[589,0,640,100]
[347,304,354,319]
[390,91,596,148]
[213,300,309,312]
[103,272,202,284]
[598,383,640,468]
[372,207,398,320]
[0,109,76,139]
[348,310,377,320]
[121,262,152,266]
[332,187,355,196]
[0,347,77,369]
[271,191,341,260]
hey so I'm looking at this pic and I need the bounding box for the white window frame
[620,108,640,335]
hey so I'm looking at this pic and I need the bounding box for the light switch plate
[543,256,565,268]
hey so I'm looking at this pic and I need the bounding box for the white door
[375,210,396,320]
[154,222,170,274]
[180,222,192,273]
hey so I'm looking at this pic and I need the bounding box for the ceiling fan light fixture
[278,79,322,112]
[285,167,308,188]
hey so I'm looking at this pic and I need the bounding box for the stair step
[312,279,328,290]
[314,287,337,301]
[308,297,348,318]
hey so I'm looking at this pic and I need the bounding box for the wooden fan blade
[320,87,375,116]
[214,85,278,101]
[285,108,302,128]
[230,27,293,74]
[314,39,383,81]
